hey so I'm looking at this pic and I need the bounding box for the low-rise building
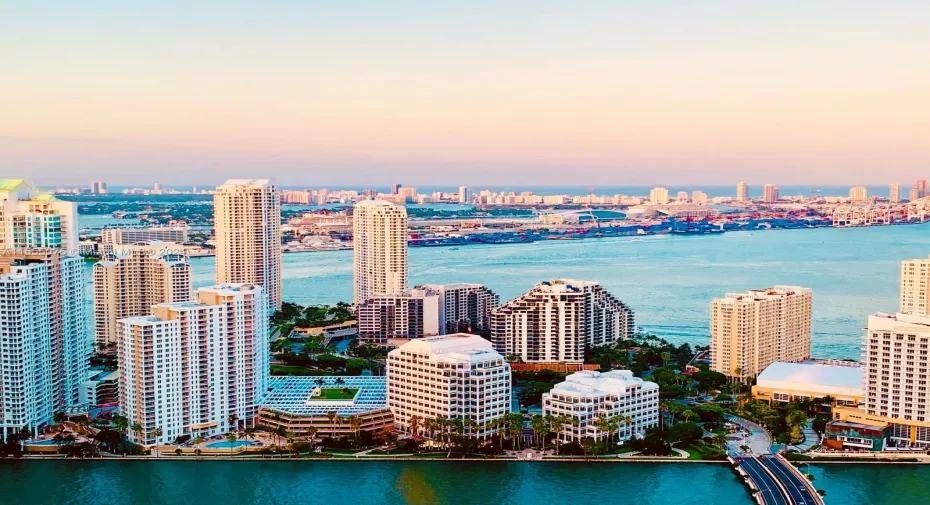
[78,370,120,406]
[258,376,393,438]
[386,334,510,439]
[542,370,659,445]
[751,361,864,411]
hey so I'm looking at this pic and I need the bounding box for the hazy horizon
[3,1,928,185]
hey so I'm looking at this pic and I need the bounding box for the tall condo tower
[0,249,87,441]
[118,284,269,446]
[213,179,281,309]
[736,182,749,202]
[93,242,192,348]
[491,279,633,364]
[710,285,812,380]
[0,179,78,252]
[901,255,930,316]
[353,199,408,305]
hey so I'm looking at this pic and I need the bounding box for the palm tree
[551,415,573,455]
[314,377,326,387]
[681,409,697,423]
[113,415,129,437]
[712,434,728,447]
[53,411,68,433]
[326,411,337,438]
[306,427,319,450]
[507,413,524,450]
[409,415,422,438]
[130,423,144,445]
[150,427,163,457]
[594,417,611,452]
[348,415,363,447]
[240,426,256,442]
[285,430,296,453]
[226,432,238,454]
[334,377,345,386]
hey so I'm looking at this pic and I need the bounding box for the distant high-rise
[900,255,930,316]
[93,243,192,348]
[914,179,928,199]
[676,191,689,202]
[353,200,407,305]
[390,183,402,195]
[0,179,78,252]
[458,186,472,204]
[491,279,633,363]
[397,187,418,203]
[213,179,282,309]
[710,285,812,380]
[763,184,779,203]
[648,187,669,205]
[118,284,269,446]
[890,184,901,203]
[0,249,87,441]
[153,182,163,194]
[909,188,921,202]
[849,186,869,203]
[90,181,108,195]
[691,190,708,204]
[736,182,749,202]
[100,225,190,247]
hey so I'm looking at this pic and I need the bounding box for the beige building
[889,184,901,204]
[118,284,270,447]
[386,334,510,439]
[648,187,669,205]
[763,184,779,203]
[710,285,812,380]
[213,179,282,309]
[900,255,930,316]
[751,361,864,408]
[736,182,749,202]
[491,279,634,364]
[100,225,190,246]
[353,199,407,305]
[849,186,869,203]
[93,242,192,348]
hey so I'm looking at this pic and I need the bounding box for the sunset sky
[2,1,928,186]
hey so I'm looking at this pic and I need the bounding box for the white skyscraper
[353,199,408,305]
[0,250,87,441]
[901,255,930,316]
[491,279,634,363]
[736,182,749,202]
[118,284,269,446]
[387,334,510,439]
[214,179,282,309]
[0,179,78,252]
[458,186,472,204]
[890,184,902,204]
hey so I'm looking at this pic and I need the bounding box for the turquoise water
[1,460,927,505]
[174,223,929,359]
[206,441,256,449]
[24,440,59,446]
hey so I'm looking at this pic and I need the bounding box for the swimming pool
[26,439,60,446]
[205,440,256,449]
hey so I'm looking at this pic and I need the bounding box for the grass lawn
[270,365,333,376]
[309,387,359,400]
[674,442,727,461]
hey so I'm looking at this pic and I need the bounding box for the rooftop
[548,370,658,397]
[720,285,812,302]
[354,199,405,210]
[391,333,504,363]
[219,179,272,188]
[756,362,863,397]
[261,376,387,416]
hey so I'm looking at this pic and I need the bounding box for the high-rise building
[900,255,930,316]
[890,184,901,204]
[648,187,669,205]
[90,181,108,195]
[397,187,418,203]
[909,188,921,202]
[710,285,812,380]
[763,184,779,203]
[458,186,472,204]
[491,279,634,363]
[358,283,499,345]
[386,334,510,439]
[390,184,402,195]
[543,370,659,445]
[93,242,192,348]
[859,312,930,447]
[213,179,282,309]
[0,179,78,252]
[0,250,87,442]
[914,179,928,199]
[849,186,869,203]
[118,284,269,447]
[352,200,407,305]
[736,182,749,202]
[692,190,708,204]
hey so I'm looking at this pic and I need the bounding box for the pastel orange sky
[1,1,928,185]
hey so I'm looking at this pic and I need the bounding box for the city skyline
[3,1,928,186]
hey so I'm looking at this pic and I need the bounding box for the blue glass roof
[261,376,387,416]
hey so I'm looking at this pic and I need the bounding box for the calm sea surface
[81,221,925,360]
[1,460,927,505]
